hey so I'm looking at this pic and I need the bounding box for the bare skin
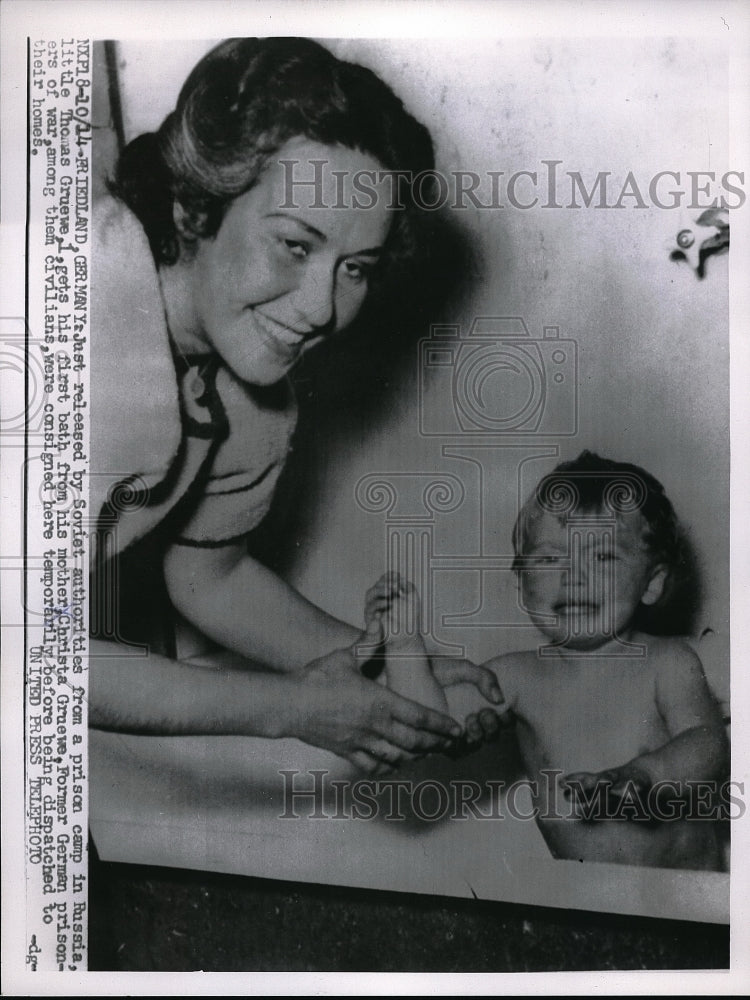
[364,571,449,714]
[366,542,729,870]
[91,142,503,770]
[484,638,727,870]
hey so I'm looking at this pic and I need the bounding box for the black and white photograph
[2,0,749,993]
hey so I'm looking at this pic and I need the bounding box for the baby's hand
[562,763,652,822]
[364,572,422,651]
[463,705,514,745]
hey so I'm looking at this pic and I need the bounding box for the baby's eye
[594,551,616,562]
[533,555,563,566]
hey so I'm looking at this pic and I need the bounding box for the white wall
[107,36,730,698]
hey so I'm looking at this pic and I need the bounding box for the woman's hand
[291,632,463,775]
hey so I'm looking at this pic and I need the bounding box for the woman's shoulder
[90,193,183,526]
[92,194,161,318]
[93,193,149,252]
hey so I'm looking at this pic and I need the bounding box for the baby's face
[518,508,658,651]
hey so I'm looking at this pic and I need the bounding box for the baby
[365,451,729,870]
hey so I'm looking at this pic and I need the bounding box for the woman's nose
[293,263,336,332]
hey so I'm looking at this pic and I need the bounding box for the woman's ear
[172,201,201,242]
[641,564,668,606]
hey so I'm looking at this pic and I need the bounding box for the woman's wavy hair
[110,37,435,291]
[511,450,702,636]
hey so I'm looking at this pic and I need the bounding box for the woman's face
[179,138,394,385]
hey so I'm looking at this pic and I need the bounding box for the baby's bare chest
[512,659,669,774]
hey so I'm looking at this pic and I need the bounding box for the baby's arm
[639,641,728,786]
[564,641,728,811]
[364,573,448,714]
[447,654,516,745]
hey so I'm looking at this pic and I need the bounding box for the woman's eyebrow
[264,212,327,240]
[345,246,383,259]
[263,213,383,256]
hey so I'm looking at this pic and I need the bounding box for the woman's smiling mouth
[252,309,308,361]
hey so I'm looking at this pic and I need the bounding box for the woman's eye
[340,259,369,283]
[595,552,616,562]
[281,238,309,259]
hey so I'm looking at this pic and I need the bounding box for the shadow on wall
[251,207,482,579]
[253,208,707,644]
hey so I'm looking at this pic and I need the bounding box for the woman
[90,38,501,774]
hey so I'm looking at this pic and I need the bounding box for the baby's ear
[641,564,668,606]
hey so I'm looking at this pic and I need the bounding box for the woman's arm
[89,638,296,737]
[163,541,360,671]
[89,636,463,773]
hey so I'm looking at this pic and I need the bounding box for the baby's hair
[512,450,700,635]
